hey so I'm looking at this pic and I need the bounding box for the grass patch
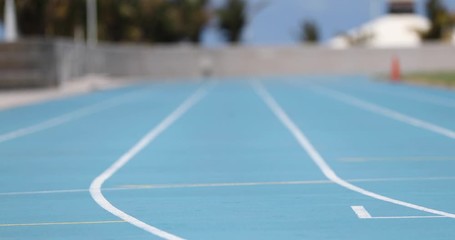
[402,72,455,88]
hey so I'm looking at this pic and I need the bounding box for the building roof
[328,14,430,49]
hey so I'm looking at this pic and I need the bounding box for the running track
[1,76,455,239]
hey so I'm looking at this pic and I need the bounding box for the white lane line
[253,82,455,219]
[348,176,455,183]
[351,205,447,219]
[4,176,455,196]
[364,85,455,108]
[0,220,125,227]
[372,215,447,219]
[89,84,210,240]
[0,188,88,196]
[118,180,331,189]
[351,206,372,219]
[312,86,455,139]
[0,89,147,144]
[120,176,455,190]
[340,156,455,162]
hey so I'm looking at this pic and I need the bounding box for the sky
[1,0,455,45]
[203,0,455,46]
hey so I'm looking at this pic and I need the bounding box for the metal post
[87,0,98,46]
[4,0,18,42]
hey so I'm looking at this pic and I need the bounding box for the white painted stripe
[312,87,455,139]
[340,156,455,162]
[348,176,455,184]
[0,89,147,143]
[371,215,447,219]
[0,187,141,196]
[119,180,331,189]
[365,85,455,108]
[0,220,125,227]
[3,176,455,196]
[351,206,372,219]
[0,188,88,196]
[89,85,210,240]
[253,82,455,219]
[351,206,447,220]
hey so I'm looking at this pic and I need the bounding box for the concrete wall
[212,45,455,76]
[84,43,455,78]
[1,39,455,87]
[0,40,59,88]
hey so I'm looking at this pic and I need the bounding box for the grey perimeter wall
[1,39,455,87]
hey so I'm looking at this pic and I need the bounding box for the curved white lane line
[253,82,455,218]
[90,85,210,240]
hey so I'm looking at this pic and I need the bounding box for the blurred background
[0,0,455,90]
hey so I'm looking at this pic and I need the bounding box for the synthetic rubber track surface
[1,76,455,240]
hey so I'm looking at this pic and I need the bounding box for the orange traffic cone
[390,56,401,82]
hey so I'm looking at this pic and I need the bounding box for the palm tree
[422,0,453,41]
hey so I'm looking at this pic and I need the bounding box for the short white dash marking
[351,206,372,219]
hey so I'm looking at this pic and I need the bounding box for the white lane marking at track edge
[312,87,455,139]
[0,89,147,143]
[252,82,455,219]
[90,85,210,240]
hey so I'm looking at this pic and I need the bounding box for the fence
[1,39,454,87]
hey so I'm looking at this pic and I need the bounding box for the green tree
[218,0,246,43]
[422,0,453,41]
[178,0,209,43]
[300,20,319,43]
[0,0,85,38]
[45,0,86,37]
[98,0,136,42]
[97,0,209,43]
[1,0,210,44]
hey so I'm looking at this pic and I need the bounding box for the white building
[329,0,430,49]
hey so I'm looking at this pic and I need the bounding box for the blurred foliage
[300,20,319,43]
[422,0,454,41]
[98,0,209,43]
[0,0,86,38]
[217,0,246,43]
[0,0,209,44]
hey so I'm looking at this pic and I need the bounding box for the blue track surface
[1,76,454,239]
